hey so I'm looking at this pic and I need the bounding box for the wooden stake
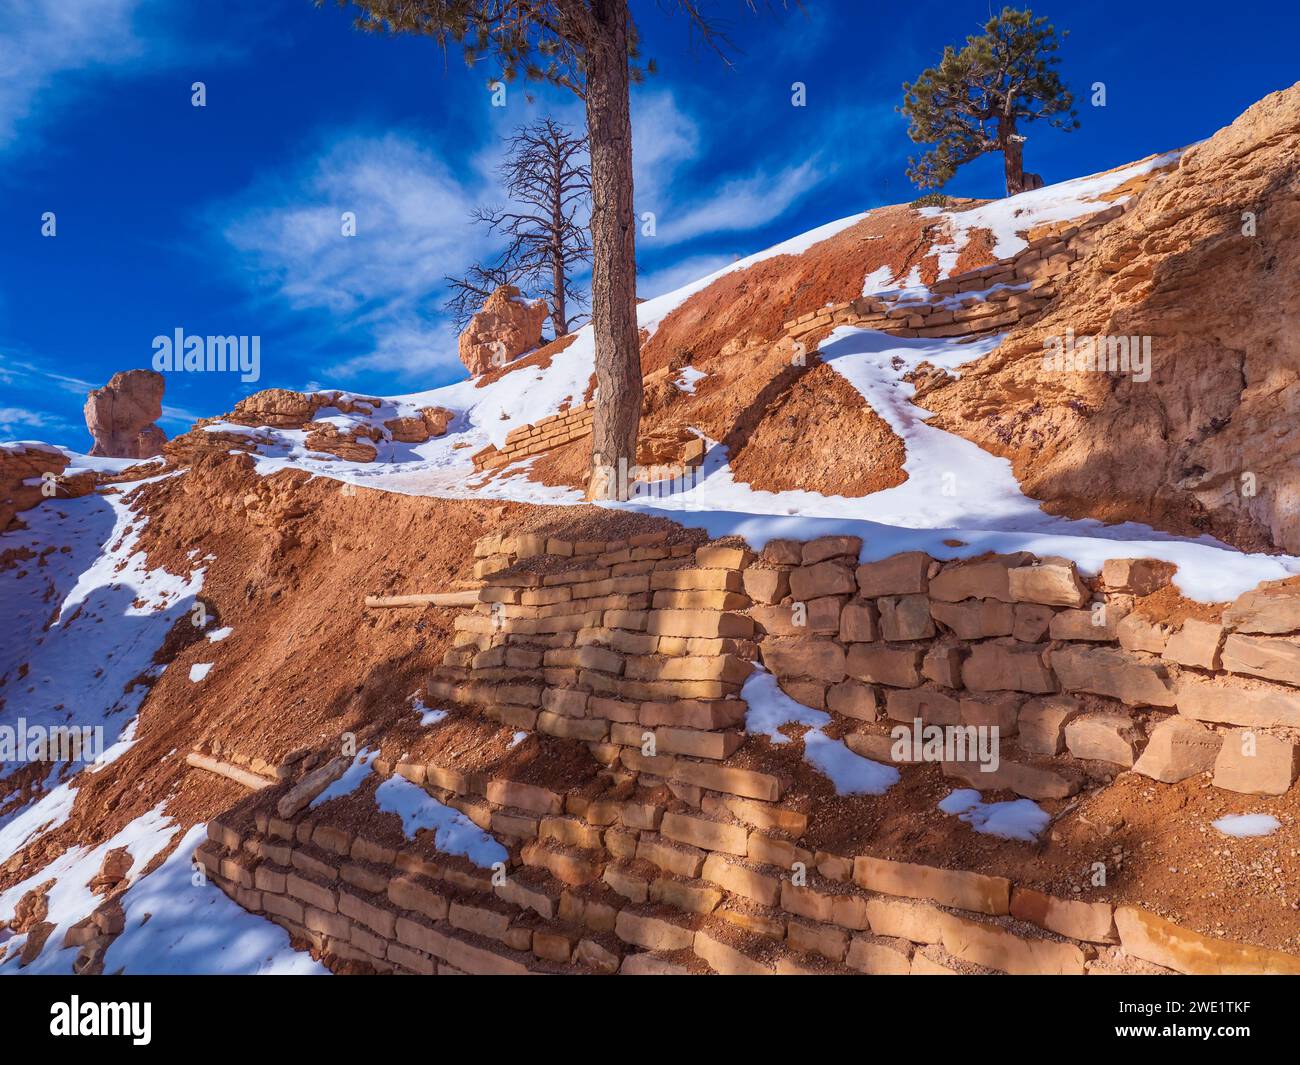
[186,752,276,791]
[364,591,480,609]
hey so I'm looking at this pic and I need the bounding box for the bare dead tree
[446,118,591,337]
[444,261,522,331]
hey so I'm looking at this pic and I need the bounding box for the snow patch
[675,366,707,394]
[920,149,1184,276]
[861,264,895,296]
[373,775,507,867]
[938,788,1049,842]
[310,748,378,809]
[408,693,448,727]
[1211,813,1281,838]
[104,823,326,974]
[608,327,1300,601]
[743,670,898,795]
[0,804,178,973]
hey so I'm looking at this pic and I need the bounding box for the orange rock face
[925,82,1300,553]
[84,369,167,458]
[457,285,548,376]
[0,442,92,530]
[384,406,455,443]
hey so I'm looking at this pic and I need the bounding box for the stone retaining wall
[434,531,755,758]
[746,540,1300,799]
[472,401,595,471]
[783,203,1126,346]
[195,748,1300,976]
[195,530,1300,975]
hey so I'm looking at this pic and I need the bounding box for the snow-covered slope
[2,148,1296,973]
[166,150,1298,604]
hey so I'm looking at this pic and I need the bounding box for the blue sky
[2,0,1298,449]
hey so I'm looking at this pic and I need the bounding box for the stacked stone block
[783,205,1127,346]
[430,534,757,762]
[750,539,1300,799]
[195,741,1300,976]
[195,528,1300,975]
[471,401,595,471]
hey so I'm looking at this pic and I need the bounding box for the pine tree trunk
[583,0,642,501]
[1001,123,1026,196]
[551,246,568,337]
[550,156,568,337]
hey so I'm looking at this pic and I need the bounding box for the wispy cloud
[223,133,483,320]
[0,354,83,441]
[633,91,701,209]
[654,158,825,245]
[0,350,93,395]
[219,131,494,378]
[0,0,165,152]
[630,89,828,249]
[0,0,265,155]
[0,407,61,433]
[326,316,463,379]
[215,92,833,385]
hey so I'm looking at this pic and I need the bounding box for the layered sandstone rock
[458,285,547,376]
[384,407,454,443]
[84,369,167,458]
[0,442,93,530]
[166,388,453,464]
[225,388,382,429]
[926,81,1300,553]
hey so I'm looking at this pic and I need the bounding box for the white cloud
[632,91,700,208]
[0,351,93,395]
[0,407,52,429]
[161,403,200,425]
[0,405,78,443]
[218,95,827,383]
[0,0,164,151]
[218,129,501,382]
[654,158,824,245]
[225,133,483,320]
[220,132,496,379]
[629,89,827,248]
[324,316,463,379]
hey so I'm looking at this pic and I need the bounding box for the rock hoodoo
[457,285,548,376]
[84,369,167,459]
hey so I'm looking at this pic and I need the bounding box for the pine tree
[900,7,1078,197]
[322,0,755,500]
[446,118,591,338]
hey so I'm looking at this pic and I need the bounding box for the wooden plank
[364,591,481,609]
[186,752,276,791]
